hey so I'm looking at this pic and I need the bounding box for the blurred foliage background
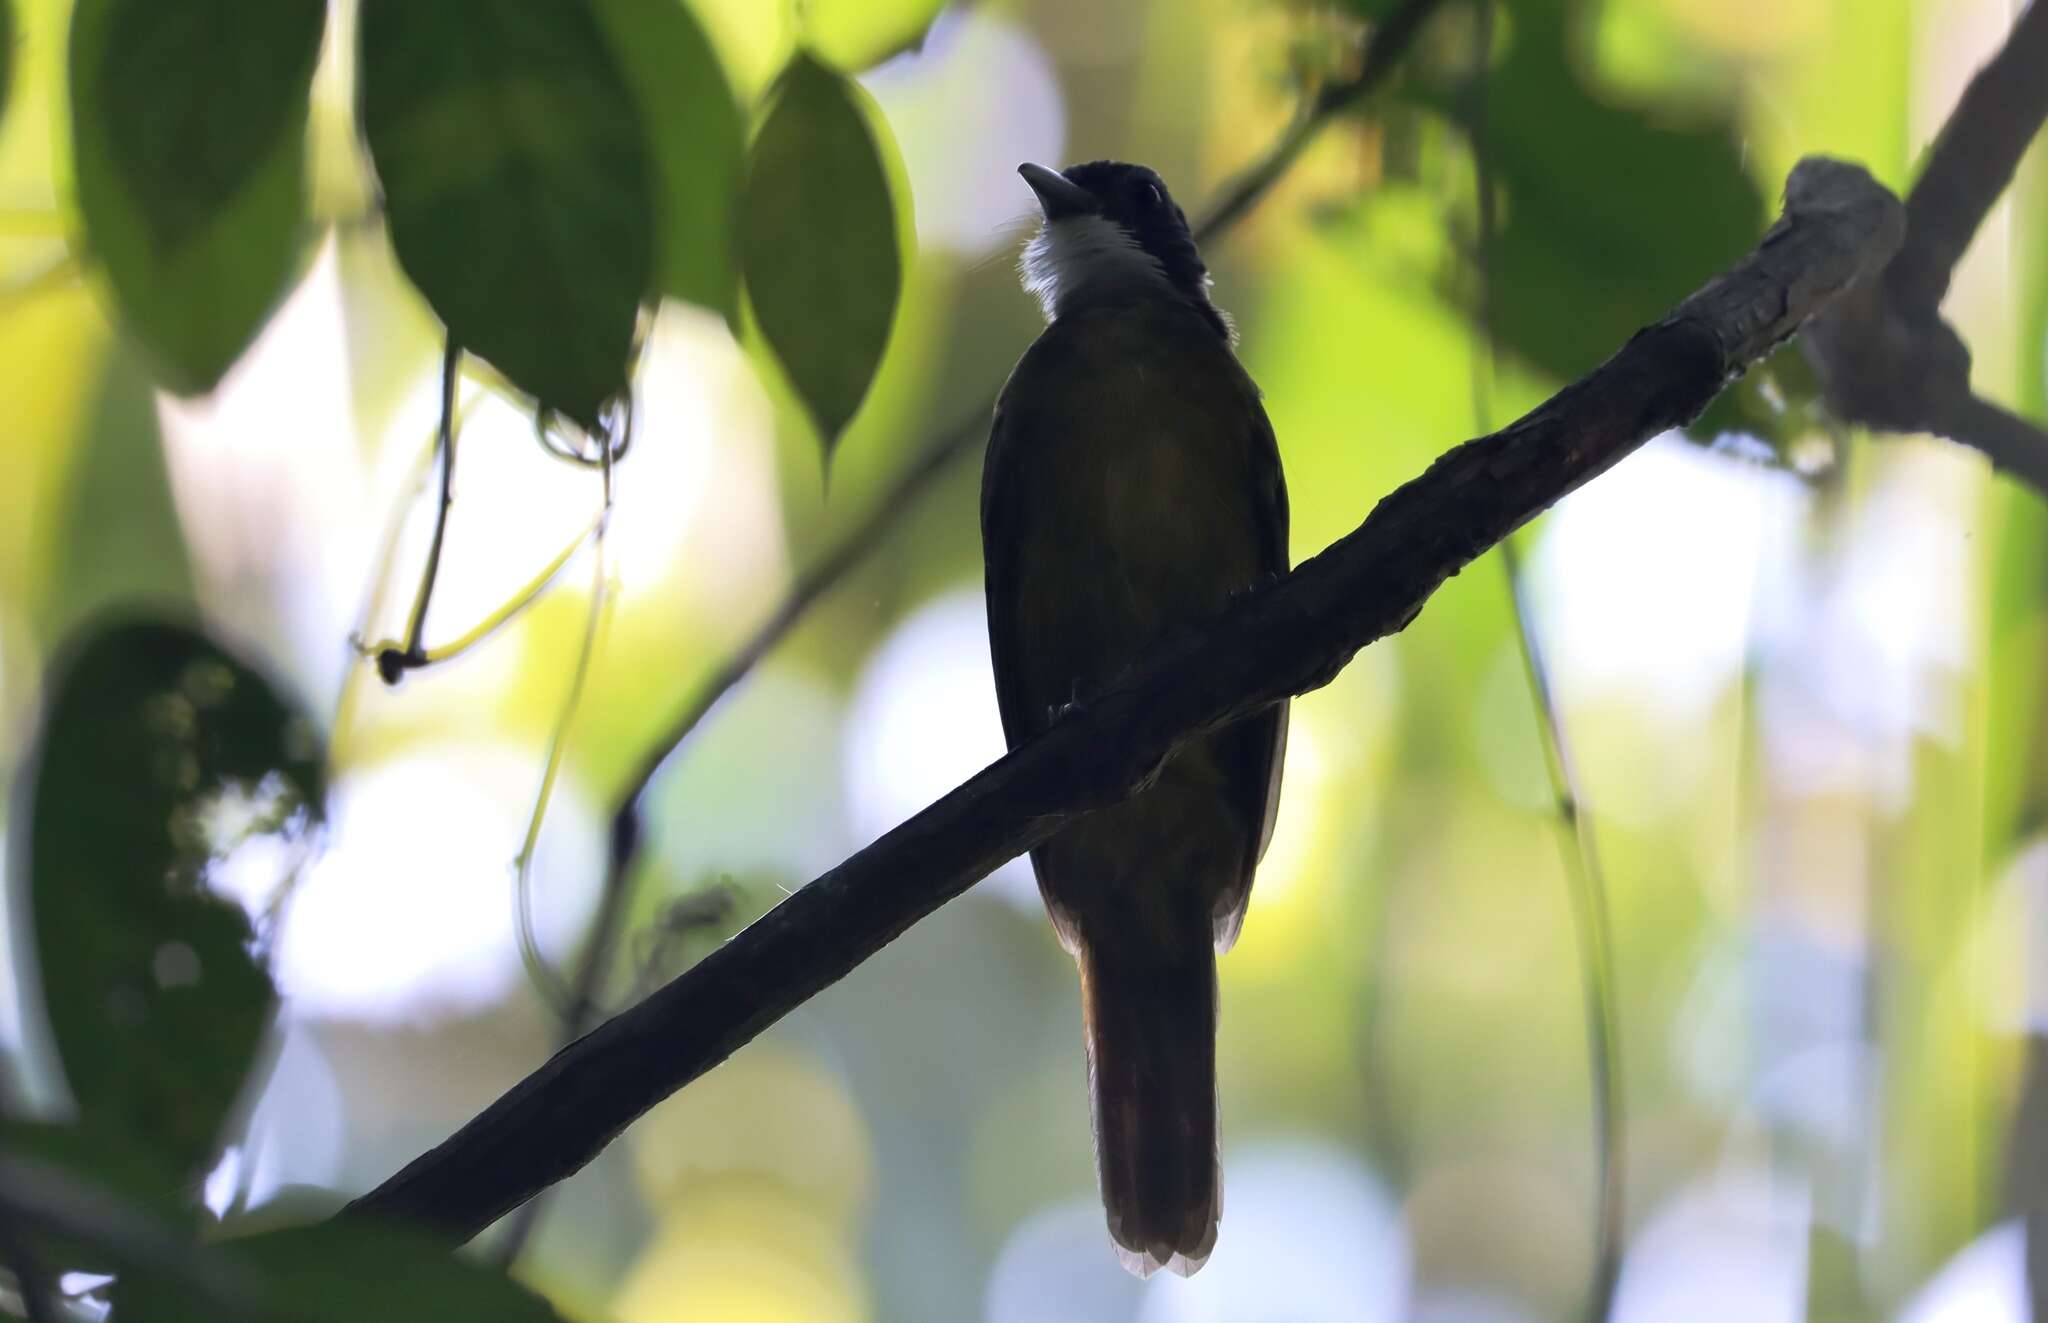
[0,0,2045,1319]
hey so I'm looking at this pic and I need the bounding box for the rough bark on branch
[1805,0,2048,488]
[343,156,1904,1243]
[486,0,1456,1266]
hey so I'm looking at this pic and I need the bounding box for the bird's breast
[998,303,1275,689]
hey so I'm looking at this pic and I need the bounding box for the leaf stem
[1466,4,1624,1313]
[399,340,463,668]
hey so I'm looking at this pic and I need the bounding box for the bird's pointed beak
[1019,162,1095,220]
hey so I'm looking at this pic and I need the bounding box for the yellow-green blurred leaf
[69,0,323,392]
[804,0,946,71]
[358,0,655,430]
[593,0,745,319]
[616,1184,864,1323]
[740,50,901,455]
[25,617,323,1188]
[631,1046,874,1219]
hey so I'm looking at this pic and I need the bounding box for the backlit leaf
[22,617,323,1188]
[740,51,902,455]
[358,0,655,429]
[69,0,326,392]
[592,0,745,320]
[804,0,947,71]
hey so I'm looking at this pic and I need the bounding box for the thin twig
[1805,2,2048,487]
[1500,539,1628,1321]
[494,497,618,1268]
[339,158,1904,1242]
[590,399,983,1016]
[335,400,484,756]
[1934,391,2048,493]
[413,514,606,669]
[1887,0,2048,316]
[1464,5,1624,1315]
[380,338,463,684]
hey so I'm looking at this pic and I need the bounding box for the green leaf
[358,0,655,430]
[96,0,328,254]
[803,0,946,71]
[1473,3,1764,382]
[23,618,324,1188]
[69,0,326,393]
[592,0,744,320]
[113,1219,568,1321]
[740,50,902,454]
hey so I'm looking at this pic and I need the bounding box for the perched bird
[981,160,1289,1277]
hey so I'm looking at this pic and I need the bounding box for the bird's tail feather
[1077,932,1221,1278]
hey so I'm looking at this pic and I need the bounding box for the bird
[980,159,1289,1277]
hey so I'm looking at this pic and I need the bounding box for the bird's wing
[1211,376,1289,953]
[982,336,1092,952]
[981,357,1045,750]
[982,309,1290,955]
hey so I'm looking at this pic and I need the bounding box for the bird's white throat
[1021,215,1180,324]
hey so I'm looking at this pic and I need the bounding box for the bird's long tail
[1077,931,1221,1277]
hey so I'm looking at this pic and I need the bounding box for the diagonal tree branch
[344,156,1905,1244]
[491,0,1455,1267]
[1888,0,2048,317]
[592,0,1451,1006]
[1805,0,2048,486]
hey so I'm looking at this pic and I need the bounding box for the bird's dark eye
[1141,182,1164,210]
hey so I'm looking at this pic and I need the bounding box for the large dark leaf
[358,0,655,430]
[112,1219,567,1321]
[591,0,744,320]
[740,51,902,456]
[96,0,328,254]
[1475,3,1764,383]
[69,0,326,392]
[21,618,324,1191]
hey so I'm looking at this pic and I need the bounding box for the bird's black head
[1018,160,1226,337]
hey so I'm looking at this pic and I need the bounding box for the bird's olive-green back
[982,298,1288,955]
